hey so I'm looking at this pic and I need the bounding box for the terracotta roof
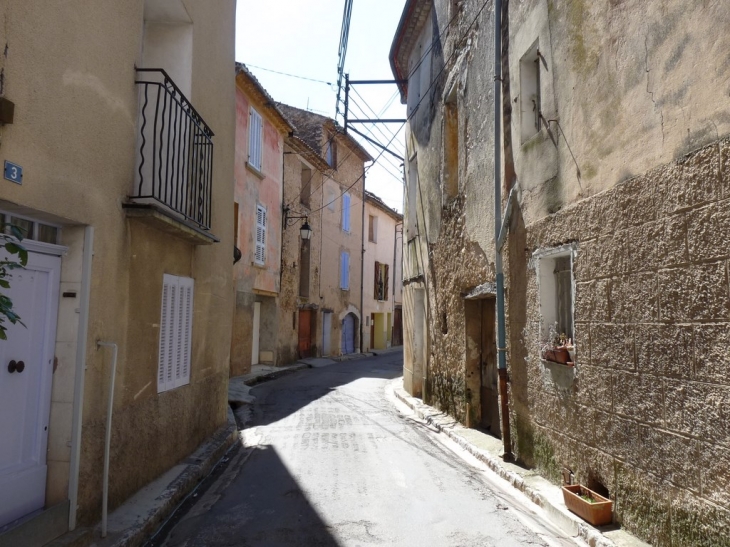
[365,190,403,221]
[277,103,374,163]
[389,0,433,103]
[235,63,295,134]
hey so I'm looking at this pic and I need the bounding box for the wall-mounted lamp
[284,206,313,240]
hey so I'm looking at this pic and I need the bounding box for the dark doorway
[392,306,403,346]
[464,298,499,436]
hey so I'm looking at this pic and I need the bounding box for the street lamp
[300,219,312,240]
[284,206,313,239]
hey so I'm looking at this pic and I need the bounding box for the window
[0,211,60,244]
[326,185,336,211]
[249,107,263,171]
[142,0,193,96]
[340,251,350,290]
[300,163,312,208]
[537,248,574,343]
[520,42,542,142]
[255,204,267,264]
[326,136,337,168]
[342,193,351,232]
[407,239,421,278]
[299,239,311,297]
[368,215,378,243]
[374,261,389,301]
[158,274,193,393]
[443,96,458,200]
[233,202,239,245]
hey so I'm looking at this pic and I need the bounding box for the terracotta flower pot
[542,346,571,365]
[562,484,613,526]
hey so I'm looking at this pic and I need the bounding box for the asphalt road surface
[151,351,581,547]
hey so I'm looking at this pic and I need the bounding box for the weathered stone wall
[513,139,730,546]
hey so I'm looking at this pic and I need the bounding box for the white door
[0,251,61,527]
[322,312,332,356]
[251,302,261,366]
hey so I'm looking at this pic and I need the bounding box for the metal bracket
[497,183,520,251]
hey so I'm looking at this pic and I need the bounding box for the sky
[235,0,407,213]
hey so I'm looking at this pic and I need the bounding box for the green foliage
[0,224,28,340]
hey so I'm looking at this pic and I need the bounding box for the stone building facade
[0,0,235,541]
[392,0,730,544]
[277,104,372,359]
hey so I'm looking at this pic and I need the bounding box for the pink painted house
[231,64,293,375]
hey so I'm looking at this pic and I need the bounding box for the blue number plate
[4,161,22,184]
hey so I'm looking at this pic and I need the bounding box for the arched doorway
[341,313,357,354]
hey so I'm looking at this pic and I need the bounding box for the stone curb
[241,363,310,386]
[391,384,615,547]
[52,415,239,547]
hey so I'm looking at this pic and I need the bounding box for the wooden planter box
[562,484,613,526]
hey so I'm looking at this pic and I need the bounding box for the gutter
[493,0,514,462]
[359,166,366,353]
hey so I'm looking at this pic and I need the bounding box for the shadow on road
[154,444,343,547]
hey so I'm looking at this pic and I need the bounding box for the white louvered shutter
[255,205,266,264]
[342,193,351,232]
[176,276,194,387]
[158,274,194,393]
[249,108,263,171]
[340,251,349,290]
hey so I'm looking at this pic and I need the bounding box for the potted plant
[562,484,613,526]
[541,323,575,366]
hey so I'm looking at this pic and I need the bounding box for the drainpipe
[359,167,366,353]
[97,341,118,538]
[68,226,94,530]
[494,0,514,461]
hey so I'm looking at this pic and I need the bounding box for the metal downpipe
[494,0,514,461]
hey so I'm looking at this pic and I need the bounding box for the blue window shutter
[340,251,349,289]
[342,194,350,232]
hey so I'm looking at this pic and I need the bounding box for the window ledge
[124,202,218,245]
[246,162,265,179]
[252,261,267,269]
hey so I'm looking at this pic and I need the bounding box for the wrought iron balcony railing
[132,68,214,231]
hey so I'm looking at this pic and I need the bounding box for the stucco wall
[231,83,285,376]
[363,199,402,351]
[0,0,235,525]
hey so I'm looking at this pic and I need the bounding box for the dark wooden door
[479,300,500,436]
[298,309,312,357]
[392,308,403,346]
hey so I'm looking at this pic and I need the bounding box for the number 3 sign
[4,161,22,184]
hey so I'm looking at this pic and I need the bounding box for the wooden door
[298,309,312,357]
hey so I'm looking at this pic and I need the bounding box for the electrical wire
[244,63,336,87]
[308,0,492,215]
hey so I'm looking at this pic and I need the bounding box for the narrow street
[149,352,580,547]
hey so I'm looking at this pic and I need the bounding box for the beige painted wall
[0,0,235,526]
[362,198,402,351]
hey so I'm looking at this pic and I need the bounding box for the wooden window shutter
[374,261,380,298]
[176,277,194,387]
[255,205,266,264]
[342,194,350,232]
[158,274,194,393]
[249,108,263,171]
[340,251,349,289]
[384,264,390,301]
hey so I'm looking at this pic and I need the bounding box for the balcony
[127,69,214,239]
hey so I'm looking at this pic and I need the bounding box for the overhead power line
[335,0,355,123]
[244,63,335,87]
